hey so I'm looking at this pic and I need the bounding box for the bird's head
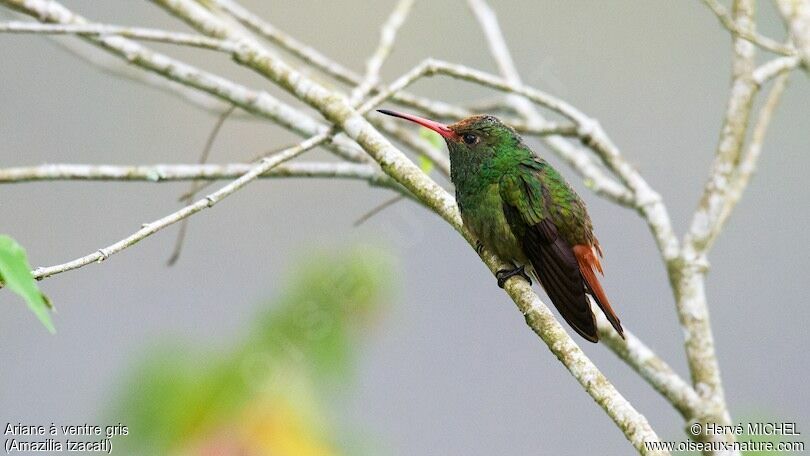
[377,110,520,157]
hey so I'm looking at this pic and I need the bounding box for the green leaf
[418,154,435,174]
[418,128,443,175]
[0,235,55,333]
[419,127,443,149]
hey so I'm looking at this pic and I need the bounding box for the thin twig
[466,0,633,206]
[42,32,247,117]
[353,195,405,227]
[0,20,235,50]
[700,0,796,56]
[0,162,404,189]
[31,133,329,281]
[1,0,369,163]
[207,0,472,120]
[349,0,414,104]
[774,0,810,72]
[168,105,236,266]
[753,55,800,85]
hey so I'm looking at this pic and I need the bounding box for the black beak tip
[377,109,395,116]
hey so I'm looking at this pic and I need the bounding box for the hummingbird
[378,109,624,342]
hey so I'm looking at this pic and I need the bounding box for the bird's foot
[496,265,532,288]
[475,240,485,255]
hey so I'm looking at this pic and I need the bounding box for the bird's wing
[500,165,603,342]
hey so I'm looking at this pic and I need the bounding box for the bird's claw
[475,240,484,255]
[496,265,532,288]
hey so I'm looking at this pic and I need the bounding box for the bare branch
[774,0,810,72]
[0,0,369,163]
[168,104,239,266]
[207,0,471,120]
[31,133,329,281]
[349,0,414,103]
[42,33,247,117]
[0,20,233,50]
[598,318,703,420]
[701,0,796,55]
[465,0,635,208]
[0,162,404,189]
[345,0,445,184]
[679,1,759,439]
[716,72,790,234]
[685,0,758,255]
[753,55,800,84]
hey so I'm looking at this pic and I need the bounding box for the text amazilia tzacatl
[378,109,624,343]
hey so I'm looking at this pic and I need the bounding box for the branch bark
[775,0,810,72]
[31,133,329,281]
[0,162,403,189]
[679,8,756,433]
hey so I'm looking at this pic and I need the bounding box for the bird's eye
[462,133,478,145]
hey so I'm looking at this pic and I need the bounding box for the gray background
[1,1,808,454]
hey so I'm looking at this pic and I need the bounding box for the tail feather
[573,244,624,338]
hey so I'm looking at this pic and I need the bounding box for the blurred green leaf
[114,246,395,455]
[0,235,54,333]
[418,155,435,174]
[418,128,442,174]
[419,127,443,149]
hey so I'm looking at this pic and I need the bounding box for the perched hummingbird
[378,109,624,342]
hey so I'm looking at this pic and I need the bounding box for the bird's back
[498,155,623,342]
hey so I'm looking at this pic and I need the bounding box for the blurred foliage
[418,128,442,174]
[113,246,394,455]
[0,234,54,333]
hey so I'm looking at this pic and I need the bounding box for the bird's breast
[459,183,527,263]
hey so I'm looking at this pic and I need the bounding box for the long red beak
[377,109,458,140]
